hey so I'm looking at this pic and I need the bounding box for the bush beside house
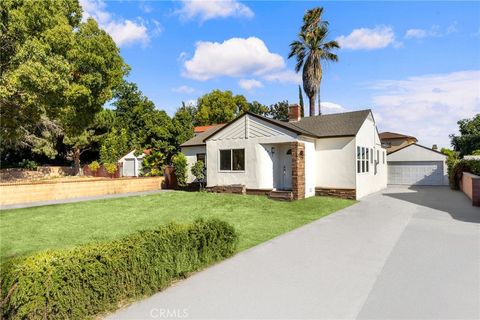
[448,159,480,190]
[1,219,238,319]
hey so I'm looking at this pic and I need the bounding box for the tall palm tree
[289,7,340,116]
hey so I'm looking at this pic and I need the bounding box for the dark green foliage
[448,159,480,189]
[191,161,205,181]
[172,153,188,187]
[171,106,195,152]
[141,150,166,176]
[450,114,480,156]
[1,219,238,319]
[248,101,269,117]
[18,159,38,170]
[298,85,305,117]
[195,90,249,125]
[268,100,290,121]
[451,134,480,157]
[99,127,130,163]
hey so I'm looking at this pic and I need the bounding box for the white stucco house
[181,105,387,200]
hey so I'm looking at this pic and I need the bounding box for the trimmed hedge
[1,219,238,319]
[448,159,480,189]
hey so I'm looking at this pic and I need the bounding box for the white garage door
[388,161,444,185]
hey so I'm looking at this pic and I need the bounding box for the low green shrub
[18,159,38,170]
[104,162,118,175]
[88,160,100,172]
[448,159,480,189]
[1,219,238,319]
[172,153,188,187]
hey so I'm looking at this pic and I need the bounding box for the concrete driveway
[107,186,480,320]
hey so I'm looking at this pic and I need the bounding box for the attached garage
[387,144,448,186]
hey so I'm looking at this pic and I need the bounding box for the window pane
[366,148,369,163]
[377,150,379,163]
[357,160,361,173]
[196,153,206,163]
[220,150,231,170]
[366,160,369,172]
[357,146,361,160]
[232,149,245,171]
[362,159,365,172]
[370,148,373,164]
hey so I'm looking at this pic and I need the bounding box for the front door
[281,149,292,190]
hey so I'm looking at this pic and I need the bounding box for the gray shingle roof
[180,124,225,147]
[290,109,372,138]
[180,109,372,147]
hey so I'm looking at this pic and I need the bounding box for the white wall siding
[207,114,297,189]
[315,137,356,189]
[181,145,206,183]
[355,115,388,199]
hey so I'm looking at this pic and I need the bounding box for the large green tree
[195,90,249,125]
[171,105,195,152]
[268,101,289,121]
[288,7,339,116]
[112,80,174,158]
[450,114,480,156]
[0,0,127,170]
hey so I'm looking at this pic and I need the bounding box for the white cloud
[263,70,301,84]
[172,85,196,94]
[405,28,431,39]
[176,0,253,22]
[336,26,398,50]
[405,23,458,39]
[80,0,150,47]
[320,102,347,114]
[238,79,263,90]
[370,70,480,149]
[183,37,285,80]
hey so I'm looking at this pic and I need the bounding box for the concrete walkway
[107,186,480,320]
[1,190,168,210]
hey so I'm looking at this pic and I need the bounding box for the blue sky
[80,0,480,148]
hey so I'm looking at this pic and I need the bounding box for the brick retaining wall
[460,172,480,207]
[0,177,163,206]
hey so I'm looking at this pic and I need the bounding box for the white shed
[118,150,145,177]
[387,144,448,185]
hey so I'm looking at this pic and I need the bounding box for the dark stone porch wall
[291,142,305,200]
[315,188,357,200]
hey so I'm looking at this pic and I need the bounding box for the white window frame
[357,146,370,174]
[218,148,245,172]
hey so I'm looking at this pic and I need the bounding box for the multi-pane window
[357,146,369,173]
[219,149,245,171]
[196,153,206,163]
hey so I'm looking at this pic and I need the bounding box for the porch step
[268,190,293,201]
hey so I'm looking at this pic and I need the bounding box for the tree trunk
[73,148,81,175]
[308,94,315,117]
[318,87,321,115]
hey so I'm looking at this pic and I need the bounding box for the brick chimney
[432,144,438,151]
[288,104,301,122]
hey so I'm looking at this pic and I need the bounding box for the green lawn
[0,192,354,262]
